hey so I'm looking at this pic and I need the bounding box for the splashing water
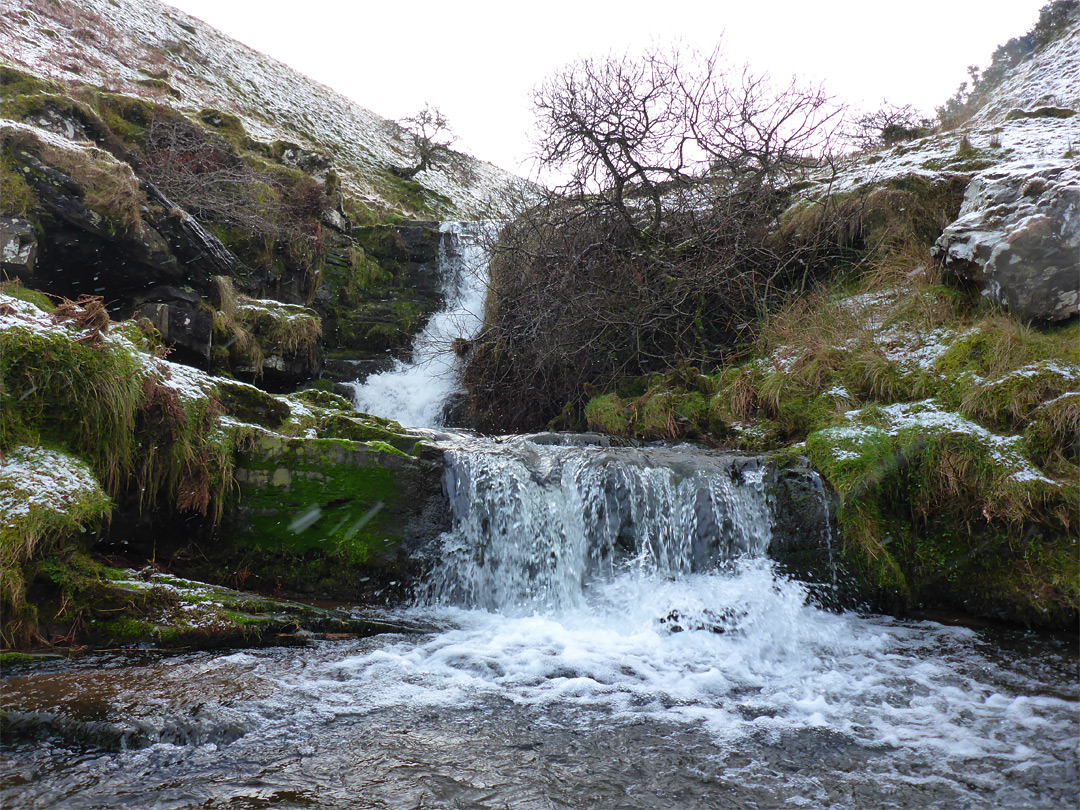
[347,221,494,428]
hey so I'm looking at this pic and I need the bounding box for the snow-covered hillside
[971,16,1080,125]
[0,0,524,218]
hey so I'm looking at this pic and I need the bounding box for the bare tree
[851,103,932,152]
[531,45,842,239]
[393,103,455,179]
[464,46,849,431]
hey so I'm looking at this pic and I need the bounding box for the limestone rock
[933,165,1080,322]
[0,217,37,281]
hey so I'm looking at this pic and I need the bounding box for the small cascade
[424,437,773,612]
[348,221,493,427]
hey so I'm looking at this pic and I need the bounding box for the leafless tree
[464,46,849,432]
[851,103,932,152]
[393,103,455,180]
[531,45,842,238]
[143,116,329,278]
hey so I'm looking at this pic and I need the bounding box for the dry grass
[0,124,145,228]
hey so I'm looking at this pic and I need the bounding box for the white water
[5,227,1075,808]
[347,221,492,428]
[3,431,1076,810]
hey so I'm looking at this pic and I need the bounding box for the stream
[2,223,1077,809]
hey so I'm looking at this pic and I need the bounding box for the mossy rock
[218,432,446,598]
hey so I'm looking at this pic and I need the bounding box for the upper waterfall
[348,222,493,427]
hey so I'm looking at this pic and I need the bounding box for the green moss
[235,437,404,565]
[0,146,38,215]
[1005,107,1077,120]
[0,652,34,667]
[198,108,247,137]
[0,447,111,645]
[805,402,1078,625]
[215,379,290,428]
[134,78,182,98]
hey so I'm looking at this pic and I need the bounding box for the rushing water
[347,222,492,428]
[3,222,1077,808]
[3,434,1077,809]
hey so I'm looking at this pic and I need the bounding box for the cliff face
[0,0,523,219]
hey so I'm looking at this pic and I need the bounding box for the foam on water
[347,221,493,428]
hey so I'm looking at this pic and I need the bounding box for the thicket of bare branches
[143,117,329,277]
[850,103,932,152]
[464,46,848,432]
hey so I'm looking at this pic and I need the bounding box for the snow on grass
[824,399,1057,486]
[0,0,523,217]
[236,298,319,324]
[0,445,108,525]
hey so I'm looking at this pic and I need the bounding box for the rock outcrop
[0,216,36,280]
[932,165,1080,322]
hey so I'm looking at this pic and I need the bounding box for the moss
[234,437,406,566]
[0,446,111,646]
[0,66,64,98]
[198,108,247,137]
[0,146,38,215]
[0,652,34,667]
[235,298,322,365]
[805,402,1078,626]
[1004,107,1077,120]
[134,78,182,98]
[215,379,290,428]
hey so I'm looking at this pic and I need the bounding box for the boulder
[0,217,37,281]
[933,165,1079,322]
[132,286,214,365]
[222,433,449,599]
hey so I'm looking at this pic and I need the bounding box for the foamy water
[348,222,493,428]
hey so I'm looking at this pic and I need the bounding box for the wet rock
[933,165,1079,322]
[397,220,442,263]
[220,433,448,599]
[0,216,37,280]
[764,459,847,608]
[131,286,213,365]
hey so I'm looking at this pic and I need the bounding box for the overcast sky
[164,0,1049,176]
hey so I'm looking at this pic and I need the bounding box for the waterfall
[348,221,493,428]
[424,437,774,613]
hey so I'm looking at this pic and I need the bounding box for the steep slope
[0,0,523,218]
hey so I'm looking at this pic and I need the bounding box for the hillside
[0,0,523,219]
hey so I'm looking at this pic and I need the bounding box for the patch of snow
[877,326,962,373]
[971,22,1080,125]
[236,298,318,324]
[834,399,1057,485]
[0,445,105,525]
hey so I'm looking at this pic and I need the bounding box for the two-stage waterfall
[2,223,1075,810]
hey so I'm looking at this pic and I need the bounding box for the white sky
[164,0,1049,176]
